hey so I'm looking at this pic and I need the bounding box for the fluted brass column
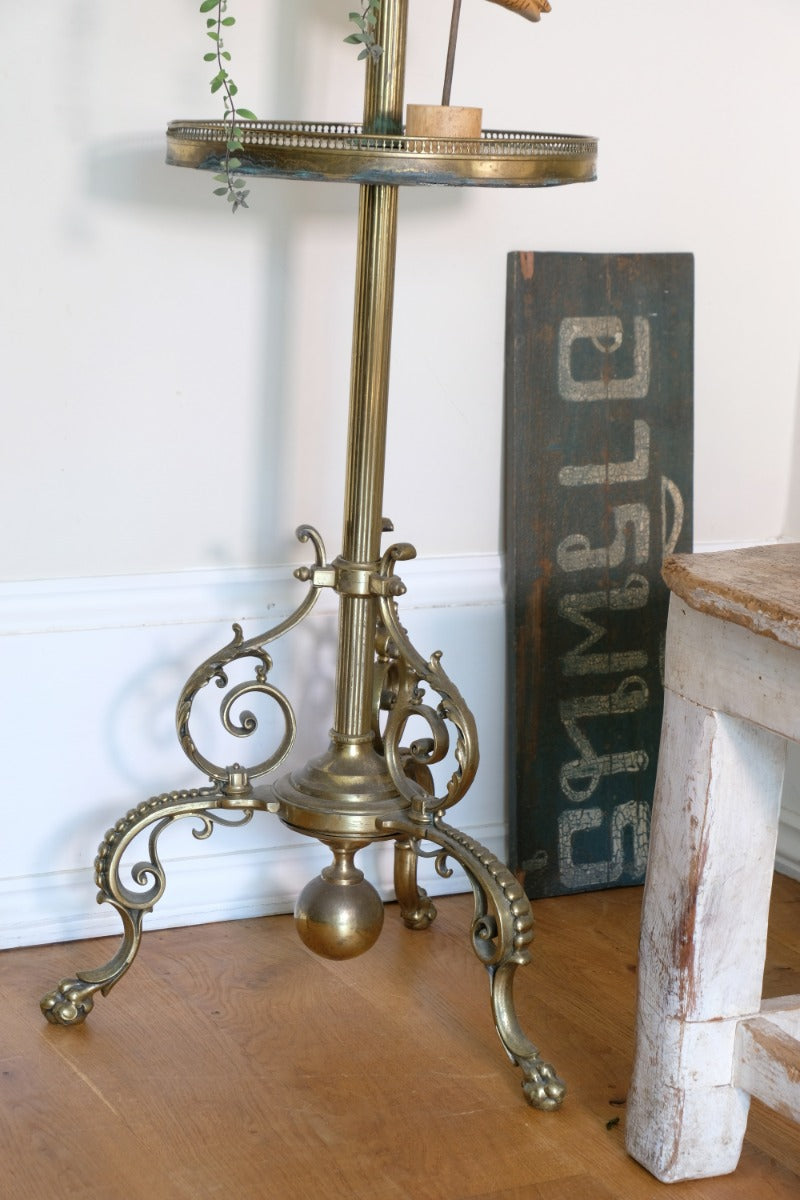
[271,2,410,856]
[333,2,407,745]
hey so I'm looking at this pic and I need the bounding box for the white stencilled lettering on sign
[556,503,650,573]
[661,475,685,555]
[558,316,651,403]
[558,419,651,488]
[557,800,651,889]
[559,573,649,678]
[559,675,650,803]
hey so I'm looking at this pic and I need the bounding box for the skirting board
[0,821,507,950]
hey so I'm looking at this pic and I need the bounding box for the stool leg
[626,689,787,1182]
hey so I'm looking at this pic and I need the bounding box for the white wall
[3,2,800,947]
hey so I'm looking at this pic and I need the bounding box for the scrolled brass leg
[393,835,437,929]
[381,815,565,1109]
[40,786,260,1024]
[41,907,144,1026]
[490,960,565,1110]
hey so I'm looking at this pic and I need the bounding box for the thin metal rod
[442,0,463,107]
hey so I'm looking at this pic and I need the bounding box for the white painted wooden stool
[626,544,800,1182]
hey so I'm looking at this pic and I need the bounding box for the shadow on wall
[82,0,465,570]
[80,0,360,572]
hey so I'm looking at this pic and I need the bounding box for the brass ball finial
[294,845,384,960]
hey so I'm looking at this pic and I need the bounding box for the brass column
[273,3,411,958]
[334,1,407,745]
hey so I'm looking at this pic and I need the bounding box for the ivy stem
[213,2,236,195]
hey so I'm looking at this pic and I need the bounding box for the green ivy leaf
[200,0,256,213]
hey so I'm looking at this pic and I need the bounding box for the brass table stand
[41,0,595,1112]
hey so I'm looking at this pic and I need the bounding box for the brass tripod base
[38,516,565,1108]
[40,783,564,1111]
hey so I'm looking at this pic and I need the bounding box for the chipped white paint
[626,547,800,1183]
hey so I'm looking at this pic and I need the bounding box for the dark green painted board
[504,252,694,897]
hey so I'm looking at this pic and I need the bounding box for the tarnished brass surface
[294,842,385,960]
[272,739,406,840]
[381,815,566,1110]
[374,540,479,822]
[166,120,597,188]
[40,787,261,1025]
[176,524,328,796]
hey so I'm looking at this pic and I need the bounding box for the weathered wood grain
[663,543,800,648]
[735,1015,800,1124]
[627,547,800,1183]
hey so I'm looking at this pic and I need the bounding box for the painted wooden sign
[504,252,694,897]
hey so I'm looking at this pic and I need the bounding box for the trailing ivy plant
[344,1,382,62]
[199,0,257,212]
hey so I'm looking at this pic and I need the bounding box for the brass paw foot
[41,978,96,1026]
[399,889,438,930]
[393,835,438,929]
[520,1058,567,1111]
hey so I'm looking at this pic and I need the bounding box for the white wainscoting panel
[1,555,506,949]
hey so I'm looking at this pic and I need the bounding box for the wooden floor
[3,875,800,1199]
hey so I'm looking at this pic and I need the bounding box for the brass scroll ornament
[175,525,329,795]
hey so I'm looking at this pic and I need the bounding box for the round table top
[166,120,597,189]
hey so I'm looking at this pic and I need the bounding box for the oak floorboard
[2,875,799,1199]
